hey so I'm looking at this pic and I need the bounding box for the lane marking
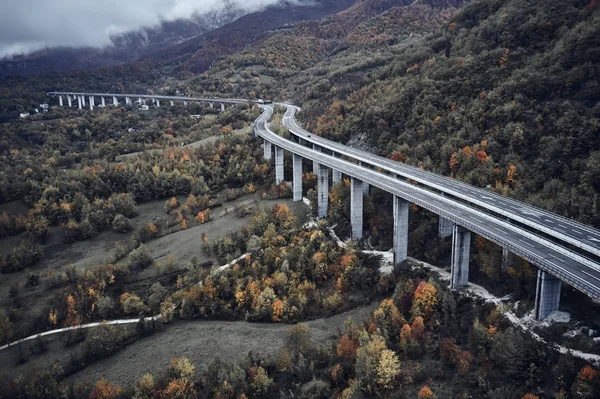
[492,226,509,235]
[581,269,600,284]
[572,229,583,234]
[549,254,564,263]
[518,239,535,248]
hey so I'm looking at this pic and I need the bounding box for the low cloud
[0,0,307,59]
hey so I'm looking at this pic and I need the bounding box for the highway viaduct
[47,92,600,320]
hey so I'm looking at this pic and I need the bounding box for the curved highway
[282,106,600,259]
[45,91,600,302]
[256,105,600,301]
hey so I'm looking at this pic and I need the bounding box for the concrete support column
[502,248,515,270]
[59,96,63,106]
[184,100,188,106]
[78,96,82,109]
[67,96,72,107]
[332,154,342,184]
[332,170,342,184]
[535,270,561,320]
[263,140,272,160]
[210,102,214,109]
[317,165,329,218]
[439,217,453,238]
[89,96,94,110]
[293,154,303,202]
[170,100,174,106]
[113,96,118,105]
[350,178,364,240]
[156,99,160,107]
[221,103,225,112]
[312,144,320,176]
[81,95,86,107]
[275,146,284,185]
[357,161,370,194]
[125,97,131,106]
[393,195,409,265]
[450,225,471,289]
[101,97,105,107]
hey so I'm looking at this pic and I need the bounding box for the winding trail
[0,252,251,352]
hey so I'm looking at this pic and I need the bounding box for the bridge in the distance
[47,92,600,320]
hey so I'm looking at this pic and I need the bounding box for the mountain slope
[294,0,600,225]
[153,0,357,75]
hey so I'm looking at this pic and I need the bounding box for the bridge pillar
[293,154,303,202]
[312,144,320,176]
[263,140,272,160]
[170,100,174,106]
[357,161,370,194]
[350,178,364,240]
[332,169,342,184]
[184,100,188,106]
[101,97,105,107]
[156,99,160,107]
[332,153,342,184]
[125,97,131,106]
[58,95,63,106]
[535,270,561,320]
[393,195,409,265]
[77,96,82,109]
[318,165,329,218]
[439,217,453,238]
[450,225,471,289]
[275,146,284,185]
[221,103,225,112]
[210,102,214,109]
[113,96,118,105]
[89,96,94,110]
[67,95,72,107]
[502,248,515,270]
[81,95,86,107]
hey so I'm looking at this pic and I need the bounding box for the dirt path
[67,303,377,387]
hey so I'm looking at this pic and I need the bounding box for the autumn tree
[376,349,401,390]
[418,386,434,399]
[89,378,121,399]
[120,292,145,314]
[248,365,272,394]
[410,281,438,320]
[571,365,598,399]
[337,334,359,363]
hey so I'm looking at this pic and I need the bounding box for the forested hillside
[292,0,600,225]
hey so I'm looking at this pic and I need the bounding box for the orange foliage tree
[89,379,121,399]
[418,386,434,399]
[410,281,438,320]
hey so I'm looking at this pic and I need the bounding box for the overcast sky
[0,0,290,58]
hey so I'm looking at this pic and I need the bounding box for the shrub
[112,214,132,233]
[97,296,114,319]
[128,245,153,271]
[2,243,43,273]
[120,292,145,315]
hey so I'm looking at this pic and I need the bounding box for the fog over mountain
[0,0,314,58]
